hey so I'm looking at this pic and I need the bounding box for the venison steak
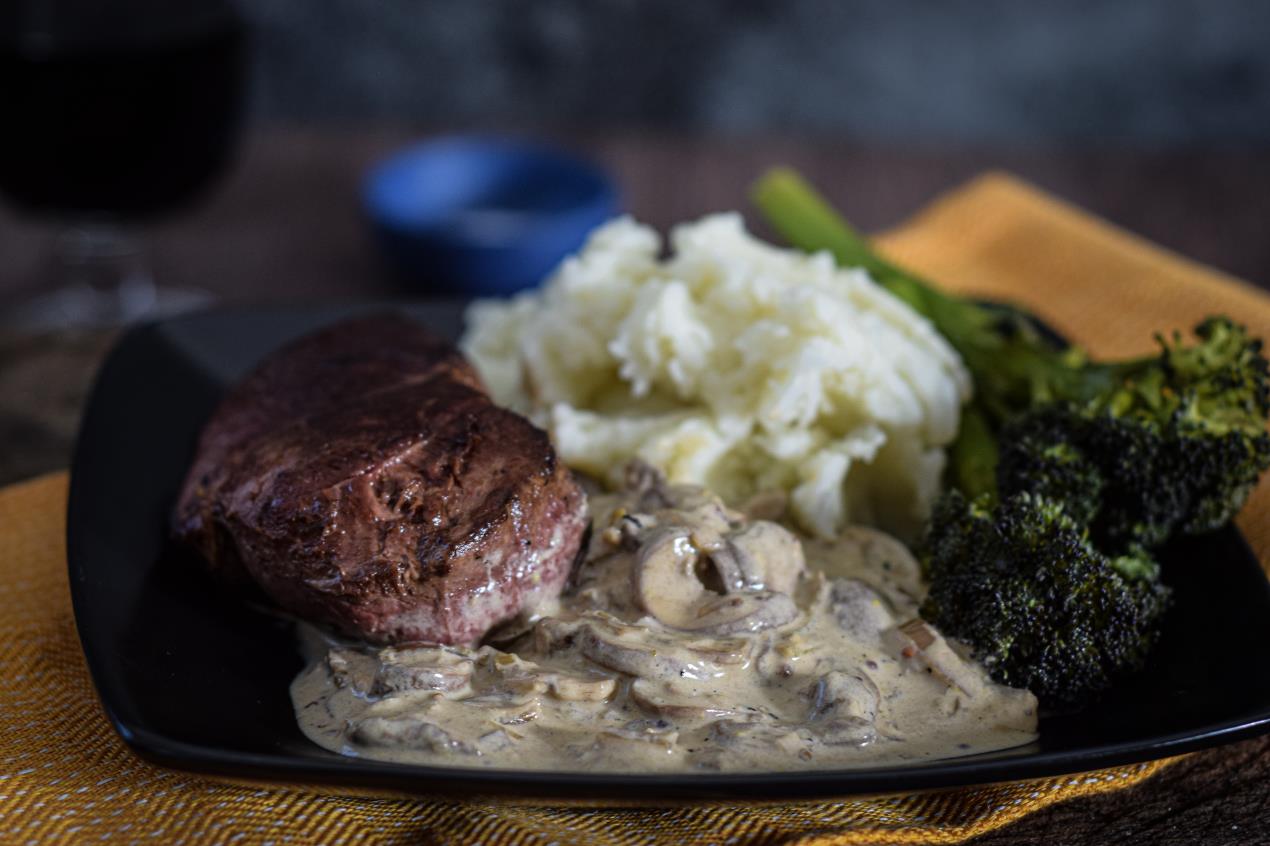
[173,315,587,645]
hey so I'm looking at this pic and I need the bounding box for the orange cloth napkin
[3,172,1268,845]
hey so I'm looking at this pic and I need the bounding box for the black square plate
[68,302,1270,803]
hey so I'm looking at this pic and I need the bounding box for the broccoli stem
[948,404,998,501]
[751,168,957,322]
[751,168,1052,358]
[749,168,885,272]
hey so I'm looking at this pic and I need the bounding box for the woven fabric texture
[4,172,1268,845]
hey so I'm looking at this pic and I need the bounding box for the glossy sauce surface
[293,466,1037,772]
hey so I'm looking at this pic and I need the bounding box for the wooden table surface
[1,129,1268,845]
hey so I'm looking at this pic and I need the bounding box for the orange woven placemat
[2,172,1267,845]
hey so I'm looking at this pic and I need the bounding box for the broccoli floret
[996,409,1105,528]
[996,318,1270,551]
[1087,316,1270,540]
[920,491,1170,707]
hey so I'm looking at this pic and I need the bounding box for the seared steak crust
[173,315,586,645]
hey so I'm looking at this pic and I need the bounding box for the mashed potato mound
[461,214,970,540]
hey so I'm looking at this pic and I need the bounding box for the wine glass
[0,0,247,328]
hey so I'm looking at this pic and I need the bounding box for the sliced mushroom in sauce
[292,462,1038,772]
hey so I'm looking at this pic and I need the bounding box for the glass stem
[53,222,158,316]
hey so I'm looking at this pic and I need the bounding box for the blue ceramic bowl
[364,137,619,296]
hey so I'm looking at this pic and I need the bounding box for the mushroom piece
[326,648,377,693]
[882,619,981,696]
[620,461,743,542]
[453,694,543,729]
[480,650,559,698]
[829,578,897,643]
[753,637,804,681]
[597,508,661,551]
[828,527,924,612]
[623,459,674,507]
[549,613,749,681]
[496,706,540,726]
[351,717,476,754]
[581,718,682,767]
[629,679,739,721]
[806,669,880,746]
[632,529,799,634]
[710,521,805,594]
[686,591,798,636]
[673,494,740,551]
[542,670,618,702]
[739,488,788,522]
[698,720,811,765]
[575,620,720,681]
[678,634,752,667]
[599,718,680,748]
[371,647,475,695]
[476,728,516,753]
[632,528,711,628]
[360,689,444,719]
[460,690,542,711]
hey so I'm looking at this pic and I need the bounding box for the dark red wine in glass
[0,0,247,326]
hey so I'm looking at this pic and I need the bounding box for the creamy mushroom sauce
[292,464,1038,772]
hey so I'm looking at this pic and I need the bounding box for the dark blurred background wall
[246,0,1270,144]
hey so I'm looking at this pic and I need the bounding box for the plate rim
[66,303,1270,802]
